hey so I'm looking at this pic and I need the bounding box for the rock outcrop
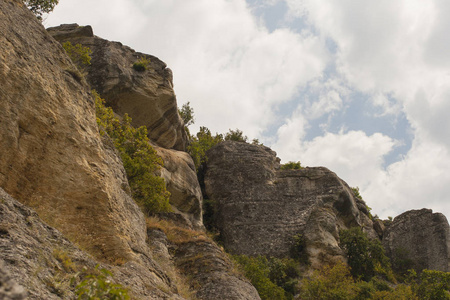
[383,209,450,272]
[155,145,203,229]
[204,141,376,268]
[47,23,188,151]
[148,224,261,300]
[47,23,203,229]
[0,0,147,262]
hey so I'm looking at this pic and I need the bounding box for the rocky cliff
[46,23,203,229]
[204,141,377,268]
[383,209,450,272]
[0,1,258,299]
[2,0,450,298]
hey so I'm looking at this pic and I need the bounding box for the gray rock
[382,208,450,272]
[0,261,27,300]
[47,23,188,151]
[204,141,376,268]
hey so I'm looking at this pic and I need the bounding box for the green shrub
[280,161,302,170]
[132,57,150,72]
[290,233,308,264]
[24,0,58,20]
[299,262,357,300]
[62,42,92,70]
[339,227,392,281]
[225,128,247,142]
[73,265,129,300]
[414,269,450,300]
[94,91,171,213]
[233,255,288,300]
[188,126,223,172]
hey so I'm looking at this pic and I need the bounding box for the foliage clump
[24,0,58,20]
[188,126,224,172]
[232,255,299,300]
[94,91,171,213]
[62,42,92,69]
[339,227,392,281]
[73,265,130,300]
[225,128,248,142]
[132,57,150,72]
[280,161,302,170]
[179,102,195,128]
[299,262,417,300]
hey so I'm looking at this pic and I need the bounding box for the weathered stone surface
[0,187,183,299]
[0,261,27,300]
[174,240,261,300]
[382,209,450,272]
[204,141,376,268]
[0,0,147,262]
[155,145,203,229]
[47,23,188,151]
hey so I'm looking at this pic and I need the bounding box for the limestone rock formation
[0,187,186,299]
[47,23,188,151]
[148,225,261,300]
[382,209,450,272]
[204,141,376,268]
[155,145,203,229]
[0,0,149,262]
[47,23,203,228]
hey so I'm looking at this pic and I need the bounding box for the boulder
[47,23,188,151]
[0,0,147,262]
[383,209,450,272]
[154,145,203,229]
[204,141,376,268]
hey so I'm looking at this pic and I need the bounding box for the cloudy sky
[45,0,450,220]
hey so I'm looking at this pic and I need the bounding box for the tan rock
[154,145,203,229]
[0,0,147,262]
[47,23,188,151]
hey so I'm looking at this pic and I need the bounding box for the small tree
[225,128,247,142]
[24,0,59,20]
[179,102,195,127]
[339,227,391,281]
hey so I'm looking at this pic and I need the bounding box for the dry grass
[146,217,207,245]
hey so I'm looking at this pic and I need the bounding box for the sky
[45,0,450,221]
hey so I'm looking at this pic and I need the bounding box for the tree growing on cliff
[24,0,58,20]
[94,91,171,213]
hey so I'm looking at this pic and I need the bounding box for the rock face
[383,209,450,272]
[0,0,147,262]
[204,141,376,268]
[155,145,203,229]
[47,23,188,151]
[47,23,203,228]
[147,224,261,300]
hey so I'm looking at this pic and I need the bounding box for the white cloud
[47,0,329,139]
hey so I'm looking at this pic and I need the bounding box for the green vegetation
[225,128,248,143]
[280,161,302,170]
[188,126,224,172]
[233,255,299,300]
[290,233,308,264]
[132,57,150,72]
[299,262,417,300]
[179,102,195,128]
[62,42,92,69]
[73,265,130,300]
[24,0,58,20]
[94,91,171,213]
[339,227,392,281]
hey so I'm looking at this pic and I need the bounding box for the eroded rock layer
[383,209,450,272]
[204,141,376,267]
[47,23,188,151]
[0,0,146,261]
